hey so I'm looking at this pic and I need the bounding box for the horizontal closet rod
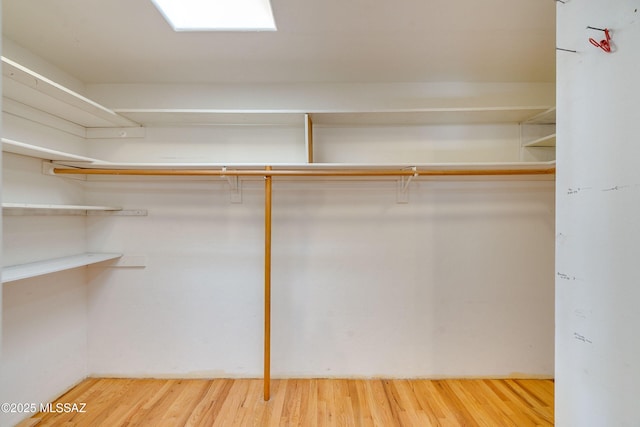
[53,167,555,177]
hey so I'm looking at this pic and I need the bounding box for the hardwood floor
[21,378,553,426]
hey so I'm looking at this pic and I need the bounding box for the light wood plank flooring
[21,378,553,426]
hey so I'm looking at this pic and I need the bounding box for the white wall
[556,1,640,426]
[1,0,3,360]
[86,123,523,165]
[87,125,306,164]
[85,175,555,378]
[270,179,555,378]
[1,270,88,425]
[0,152,89,427]
[314,124,521,163]
[2,36,90,424]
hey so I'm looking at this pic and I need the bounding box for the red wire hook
[589,28,611,53]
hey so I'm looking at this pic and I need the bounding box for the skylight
[150,0,276,31]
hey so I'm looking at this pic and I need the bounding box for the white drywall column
[556,2,640,426]
[0,0,3,358]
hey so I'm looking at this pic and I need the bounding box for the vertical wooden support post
[305,113,314,163]
[264,166,272,401]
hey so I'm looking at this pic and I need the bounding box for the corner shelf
[2,56,139,128]
[2,253,123,283]
[522,108,556,125]
[523,134,556,148]
[520,108,556,161]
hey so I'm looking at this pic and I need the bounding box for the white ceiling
[2,0,556,85]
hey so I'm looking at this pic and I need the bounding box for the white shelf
[114,109,306,126]
[2,138,101,162]
[2,56,139,128]
[2,253,122,283]
[522,107,556,125]
[54,161,301,169]
[524,134,556,148]
[3,203,122,216]
[310,107,552,126]
[108,107,553,127]
[52,160,555,172]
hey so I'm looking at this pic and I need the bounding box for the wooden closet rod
[53,167,555,177]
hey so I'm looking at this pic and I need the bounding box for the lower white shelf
[2,253,123,283]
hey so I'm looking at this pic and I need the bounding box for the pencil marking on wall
[602,185,630,192]
[574,333,593,344]
[574,309,591,319]
[567,187,593,195]
[557,272,579,281]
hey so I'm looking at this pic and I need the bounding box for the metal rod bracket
[43,161,86,181]
[397,167,417,203]
[221,167,242,203]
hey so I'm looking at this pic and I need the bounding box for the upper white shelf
[114,109,306,126]
[2,252,122,283]
[2,56,139,128]
[310,107,552,126]
[108,107,553,127]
